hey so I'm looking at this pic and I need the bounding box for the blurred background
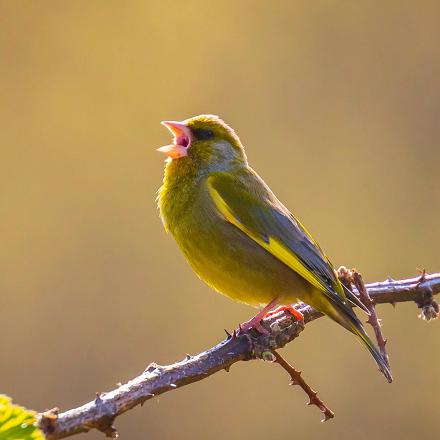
[1,1,439,439]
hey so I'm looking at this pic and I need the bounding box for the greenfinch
[157,114,392,383]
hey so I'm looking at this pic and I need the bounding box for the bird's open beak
[158,121,191,159]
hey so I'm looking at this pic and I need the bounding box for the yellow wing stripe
[209,184,328,292]
[208,184,237,224]
[266,237,328,292]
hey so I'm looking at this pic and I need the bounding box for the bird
[156,114,392,383]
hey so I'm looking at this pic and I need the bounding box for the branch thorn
[38,407,59,435]
[96,418,118,439]
[271,350,334,422]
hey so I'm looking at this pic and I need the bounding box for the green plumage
[158,114,392,382]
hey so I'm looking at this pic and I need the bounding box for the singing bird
[157,114,392,382]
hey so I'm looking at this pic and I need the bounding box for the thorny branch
[271,350,335,422]
[37,272,440,439]
[351,269,390,368]
[339,266,391,369]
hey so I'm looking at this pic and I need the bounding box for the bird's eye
[193,128,214,140]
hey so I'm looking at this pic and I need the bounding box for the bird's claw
[264,305,304,322]
[236,319,270,335]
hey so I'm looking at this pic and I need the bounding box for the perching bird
[157,114,392,383]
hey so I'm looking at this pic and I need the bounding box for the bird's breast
[169,182,307,306]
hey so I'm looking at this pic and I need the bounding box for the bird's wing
[206,172,347,303]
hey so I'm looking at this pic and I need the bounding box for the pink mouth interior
[176,134,190,148]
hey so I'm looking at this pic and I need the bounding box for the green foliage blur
[0,395,43,440]
[1,1,439,440]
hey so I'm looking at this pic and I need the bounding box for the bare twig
[351,269,390,369]
[271,350,334,422]
[37,272,440,439]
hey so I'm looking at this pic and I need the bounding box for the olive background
[1,1,439,439]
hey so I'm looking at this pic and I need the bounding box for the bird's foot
[264,305,304,322]
[237,316,270,335]
[236,298,280,335]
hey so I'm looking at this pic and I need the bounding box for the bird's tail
[351,320,393,383]
[328,299,393,383]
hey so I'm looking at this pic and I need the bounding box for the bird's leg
[264,304,304,322]
[238,298,279,335]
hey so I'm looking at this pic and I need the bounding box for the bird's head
[158,115,247,172]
